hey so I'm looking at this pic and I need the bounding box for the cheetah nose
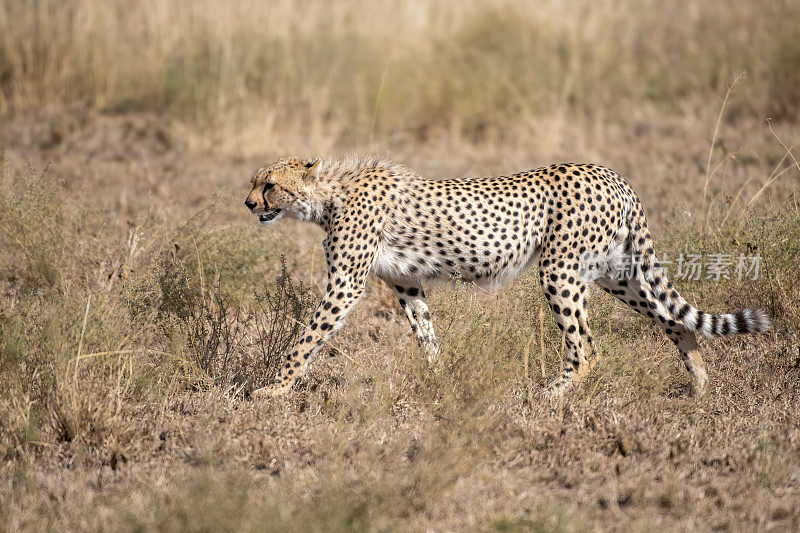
[244,198,257,210]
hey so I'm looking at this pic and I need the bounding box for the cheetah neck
[302,165,344,226]
[293,156,420,229]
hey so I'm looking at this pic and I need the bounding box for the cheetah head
[244,156,321,226]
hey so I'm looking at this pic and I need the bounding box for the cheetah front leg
[254,218,378,397]
[390,283,439,360]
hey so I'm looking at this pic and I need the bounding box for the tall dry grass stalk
[1,0,798,145]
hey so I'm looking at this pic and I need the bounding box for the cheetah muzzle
[258,208,282,224]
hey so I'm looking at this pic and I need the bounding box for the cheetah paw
[424,344,440,363]
[543,377,575,403]
[253,380,294,398]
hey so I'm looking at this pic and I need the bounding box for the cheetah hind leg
[544,328,595,398]
[671,331,708,396]
[595,275,708,396]
[538,269,595,398]
[391,283,440,362]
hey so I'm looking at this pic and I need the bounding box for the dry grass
[1,115,798,531]
[2,0,800,530]
[2,0,799,147]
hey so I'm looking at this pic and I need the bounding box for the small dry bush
[151,250,318,392]
[0,164,66,292]
[124,206,319,392]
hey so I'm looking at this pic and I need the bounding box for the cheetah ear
[302,158,320,181]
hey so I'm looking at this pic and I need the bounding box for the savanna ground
[1,1,800,530]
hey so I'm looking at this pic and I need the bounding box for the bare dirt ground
[1,110,799,532]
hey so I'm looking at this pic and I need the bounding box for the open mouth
[258,209,282,223]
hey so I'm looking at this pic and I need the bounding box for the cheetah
[244,156,769,397]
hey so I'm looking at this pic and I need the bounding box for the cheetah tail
[630,211,770,337]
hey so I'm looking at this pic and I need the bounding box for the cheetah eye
[263,183,276,192]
